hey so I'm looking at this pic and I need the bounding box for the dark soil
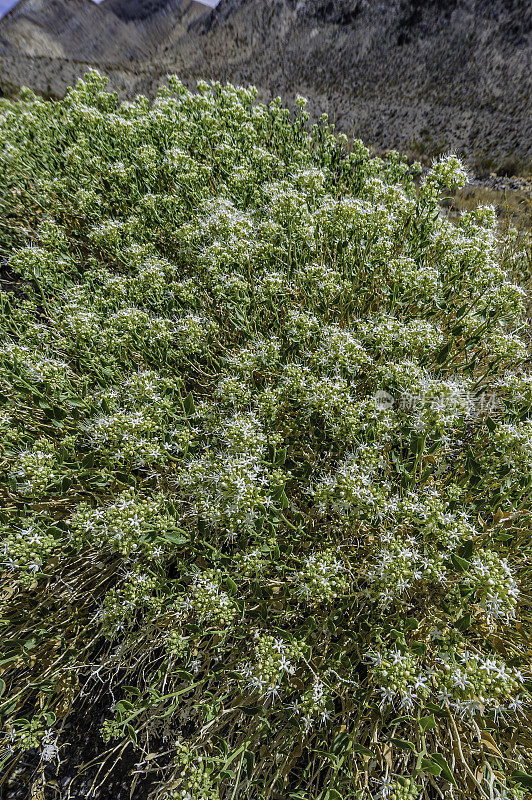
[0,258,28,302]
[0,684,171,800]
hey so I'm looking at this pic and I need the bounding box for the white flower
[480,657,499,675]
[40,730,59,762]
[376,775,394,799]
[378,687,395,707]
[492,705,508,725]
[278,656,292,673]
[399,688,417,711]
[457,699,483,719]
[413,675,428,691]
[452,669,469,690]
[507,695,525,715]
[436,687,453,705]
[390,649,406,665]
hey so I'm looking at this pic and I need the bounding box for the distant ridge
[0,0,212,62]
[0,0,530,171]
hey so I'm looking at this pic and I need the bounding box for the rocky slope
[0,0,530,171]
[158,0,532,171]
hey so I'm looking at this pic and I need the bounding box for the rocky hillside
[0,0,530,171]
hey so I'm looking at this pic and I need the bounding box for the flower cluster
[290,677,334,732]
[421,153,468,193]
[166,631,190,660]
[170,740,220,800]
[309,324,372,375]
[378,777,421,800]
[366,531,446,608]
[183,570,238,627]
[432,648,524,719]
[69,491,172,556]
[293,550,349,605]
[11,438,58,496]
[312,447,389,519]
[358,314,444,359]
[99,568,161,636]
[3,717,46,753]
[240,634,304,701]
[467,550,520,625]
[235,546,267,577]
[369,647,429,712]
[176,453,268,540]
[1,518,59,584]
[0,343,73,391]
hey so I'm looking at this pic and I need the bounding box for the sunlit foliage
[0,71,531,800]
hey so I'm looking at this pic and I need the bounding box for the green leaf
[466,454,482,475]
[427,437,442,453]
[115,700,135,715]
[243,749,255,780]
[222,742,248,771]
[510,771,532,789]
[183,391,195,416]
[410,433,425,454]
[457,540,474,559]
[125,724,137,745]
[429,754,456,784]
[238,705,261,716]
[164,530,188,546]
[450,553,471,573]
[390,738,416,753]
[0,655,21,667]
[275,446,287,465]
[486,416,497,432]
[351,743,374,757]
[419,465,434,483]
[390,449,408,475]
[435,341,453,364]
[420,757,442,776]
[270,484,285,501]
[419,714,437,731]
[0,678,5,697]
[331,731,350,754]
[82,452,95,469]
[458,582,475,599]
[46,526,65,538]
[455,612,472,631]
[53,405,68,420]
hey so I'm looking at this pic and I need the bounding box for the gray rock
[0,0,530,171]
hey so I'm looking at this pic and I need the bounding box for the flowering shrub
[0,71,531,800]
